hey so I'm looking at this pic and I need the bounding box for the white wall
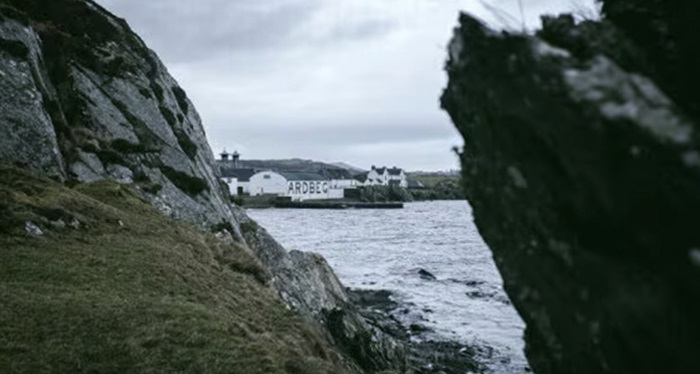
[249,171,287,196]
[286,180,341,201]
[224,177,239,195]
[331,179,356,189]
[388,171,407,188]
[366,170,381,185]
[239,181,250,194]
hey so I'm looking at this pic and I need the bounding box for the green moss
[171,86,189,114]
[138,87,153,99]
[151,82,164,102]
[109,100,160,152]
[239,219,260,235]
[175,130,198,160]
[158,106,197,159]
[0,167,349,374]
[160,166,209,197]
[159,105,177,127]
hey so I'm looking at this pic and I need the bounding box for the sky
[95,0,598,171]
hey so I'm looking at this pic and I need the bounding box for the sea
[248,200,528,373]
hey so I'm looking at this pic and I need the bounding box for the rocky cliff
[442,2,700,373]
[0,0,403,371]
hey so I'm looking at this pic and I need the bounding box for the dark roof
[320,168,353,180]
[354,172,369,182]
[220,168,256,182]
[279,171,328,181]
[374,167,387,174]
[388,167,403,176]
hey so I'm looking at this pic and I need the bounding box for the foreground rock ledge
[442,12,700,374]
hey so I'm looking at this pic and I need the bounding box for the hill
[0,167,353,374]
[238,159,352,173]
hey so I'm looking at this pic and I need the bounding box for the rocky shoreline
[347,288,522,374]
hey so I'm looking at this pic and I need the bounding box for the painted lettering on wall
[287,181,329,195]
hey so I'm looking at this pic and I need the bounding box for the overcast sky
[95,0,597,171]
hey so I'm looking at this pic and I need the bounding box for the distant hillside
[239,159,361,174]
[407,172,460,188]
[407,172,464,200]
[330,162,366,174]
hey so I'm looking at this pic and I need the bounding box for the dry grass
[0,167,353,374]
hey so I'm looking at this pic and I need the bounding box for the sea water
[248,200,527,373]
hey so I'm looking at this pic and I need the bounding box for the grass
[0,167,353,374]
[407,172,459,188]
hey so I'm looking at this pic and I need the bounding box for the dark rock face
[442,9,700,374]
[601,0,700,120]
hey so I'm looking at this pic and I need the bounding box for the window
[263,174,271,179]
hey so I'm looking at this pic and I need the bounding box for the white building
[241,170,344,201]
[220,168,256,195]
[248,170,287,196]
[320,168,358,190]
[354,166,407,187]
[387,167,408,188]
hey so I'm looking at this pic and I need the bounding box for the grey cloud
[93,0,595,171]
[217,121,455,148]
[97,0,395,64]
[328,17,394,41]
[98,0,322,63]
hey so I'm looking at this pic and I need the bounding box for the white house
[355,166,407,187]
[387,167,407,188]
[220,168,256,195]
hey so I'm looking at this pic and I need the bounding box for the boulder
[442,10,700,374]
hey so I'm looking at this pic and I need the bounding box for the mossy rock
[171,86,189,114]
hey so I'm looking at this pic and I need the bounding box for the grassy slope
[0,167,352,374]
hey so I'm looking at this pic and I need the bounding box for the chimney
[220,150,230,161]
[371,165,376,170]
[232,151,241,169]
